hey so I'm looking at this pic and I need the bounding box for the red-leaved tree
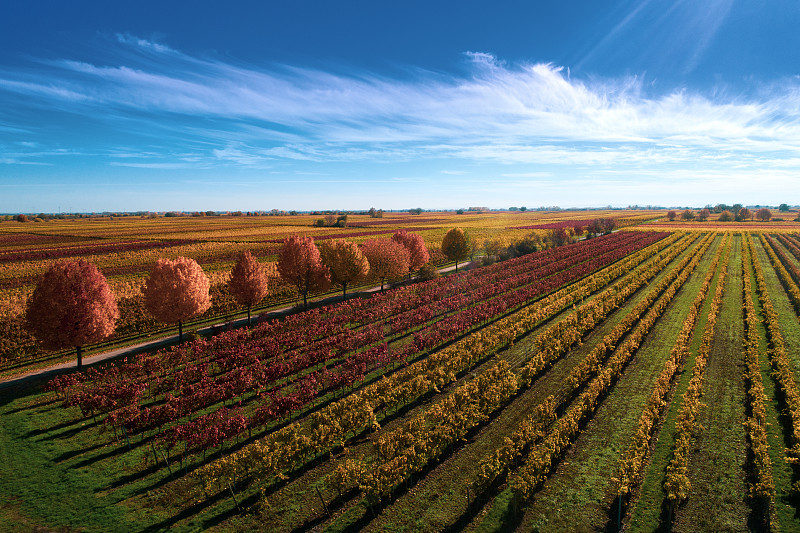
[320,239,370,299]
[25,260,119,369]
[362,238,410,291]
[277,235,331,308]
[228,251,269,325]
[391,230,430,279]
[143,256,211,342]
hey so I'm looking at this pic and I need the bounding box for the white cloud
[0,78,93,102]
[0,158,52,165]
[1,37,800,183]
[115,34,177,55]
[212,145,270,166]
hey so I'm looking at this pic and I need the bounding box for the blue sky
[2,0,800,212]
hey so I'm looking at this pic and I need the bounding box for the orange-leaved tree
[25,259,119,369]
[756,208,772,221]
[441,228,470,272]
[362,238,410,291]
[736,207,753,222]
[277,235,331,308]
[320,239,369,299]
[228,251,269,325]
[391,230,429,279]
[143,256,211,342]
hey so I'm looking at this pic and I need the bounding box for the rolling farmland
[3,213,800,532]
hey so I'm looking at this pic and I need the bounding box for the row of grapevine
[740,234,777,517]
[663,232,730,504]
[0,239,282,289]
[51,232,661,452]
[54,231,649,398]
[329,233,710,505]
[475,233,715,496]
[776,233,800,263]
[748,235,800,465]
[329,360,519,503]
[613,233,729,499]
[508,232,712,500]
[514,232,701,386]
[473,396,558,492]
[761,234,800,313]
[0,238,196,264]
[197,233,686,493]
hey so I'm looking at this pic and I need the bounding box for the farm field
[3,214,800,532]
[0,209,658,372]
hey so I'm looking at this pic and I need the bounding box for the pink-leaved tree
[277,235,331,309]
[391,230,430,279]
[228,251,269,325]
[143,256,211,342]
[25,259,119,369]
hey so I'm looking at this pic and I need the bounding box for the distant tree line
[665,204,799,222]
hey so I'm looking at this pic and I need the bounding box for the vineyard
[2,217,800,531]
[0,210,656,371]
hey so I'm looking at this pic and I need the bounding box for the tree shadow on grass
[0,381,48,411]
[106,453,205,494]
[139,480,264,532]
[53,439,113,464]
[33,418,105,442]
[141,484,231,532]
[24,415,90,438]
[288,488,360,533]
[68,432,151,469]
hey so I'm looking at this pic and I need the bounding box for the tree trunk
[178,320,183,343]
[342,282,347,300]
[76,345,83,370]
[247,305,252,326]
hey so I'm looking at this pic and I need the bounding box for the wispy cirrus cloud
[1,34,800,181]
[115,33,177,55]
